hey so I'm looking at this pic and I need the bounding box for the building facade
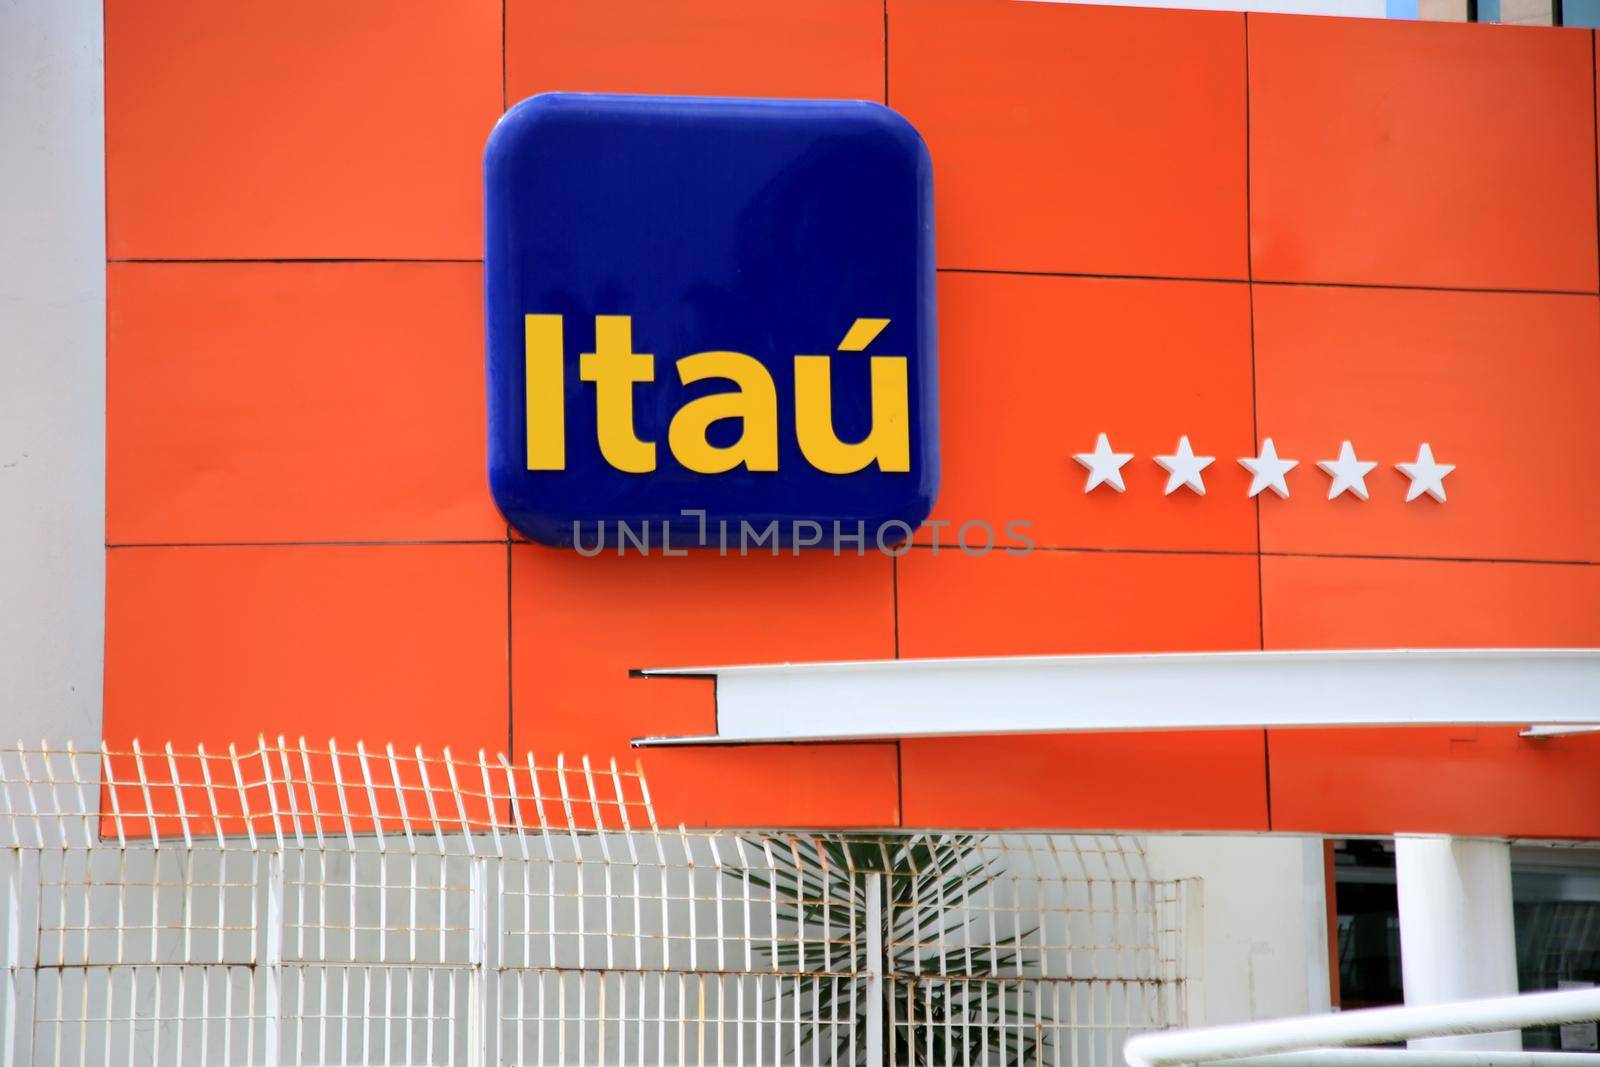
[4,0,1600,1052]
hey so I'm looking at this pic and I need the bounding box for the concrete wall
[1143,835,1332,1024]
[0,0,104,747]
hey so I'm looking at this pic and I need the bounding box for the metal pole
[262,850,283,1067]
[1,849,39,1067]
[865,871,884,1067]
[468,856,492,1067]
[1125,988,1600,1067]
[1218,1051,1600,1067]
[1,850,20,1067]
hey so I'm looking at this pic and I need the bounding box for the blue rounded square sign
[484,93,937,549]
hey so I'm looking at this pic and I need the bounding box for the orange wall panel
[1249,14,1598,292]
[107,263,503,545]
[1253,286,1600,563]
[506,0,884,103]
[1261,555,1600,650]
[902,731,1270,832]
[510,547,899,827]
[1262,556,1600,836]
[889,0,1247,278]
[897,549,1267,832]
[105,0,501,260]
[931,273,1257,553]
[628,744,902,830]
[1268,728,1600,839]
[95,3,1600,836]
[898,549,1262,659]
[103,545,508,756]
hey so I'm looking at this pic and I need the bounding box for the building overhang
[631,647,1600,746]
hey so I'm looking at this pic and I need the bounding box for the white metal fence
[0,740,1194,1066]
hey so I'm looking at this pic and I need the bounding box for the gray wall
[0,0,104,748]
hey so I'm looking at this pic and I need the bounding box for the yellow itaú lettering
[579,315,656,473]
[668,351,779,473]
[794,318,909,474]
[525,314,566,470]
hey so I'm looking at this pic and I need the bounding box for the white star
[1238,438,1298,499]
[1073,432,1134,493]
[1317,440,1378,501]
[1154,435,1214,496]
[1396,443,1454,503]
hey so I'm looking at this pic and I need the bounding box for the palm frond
[721,833,1047,1065]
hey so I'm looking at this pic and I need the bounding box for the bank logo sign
[485,93,937,548]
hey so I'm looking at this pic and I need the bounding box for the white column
[1394,836,1520,1051]
[1301,837,1334,1016]
[0,0,106,750]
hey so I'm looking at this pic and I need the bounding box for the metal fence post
[1,850,16,1067]
[2,849,39,1067]
[866,870,885,1067]
[1184,877,1206,1029]
[469,856,496,1067]
[262,851,284,1067]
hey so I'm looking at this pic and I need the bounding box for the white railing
[1125,988,1600,1067]
[1217,1054,1600,1067]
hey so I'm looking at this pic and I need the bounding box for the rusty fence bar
[0,739,1193,1066]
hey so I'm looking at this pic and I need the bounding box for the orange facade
[103,0,1600,834]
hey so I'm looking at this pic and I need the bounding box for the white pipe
[1217,1051,1600,1067]
[1124,988,1600,1067]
